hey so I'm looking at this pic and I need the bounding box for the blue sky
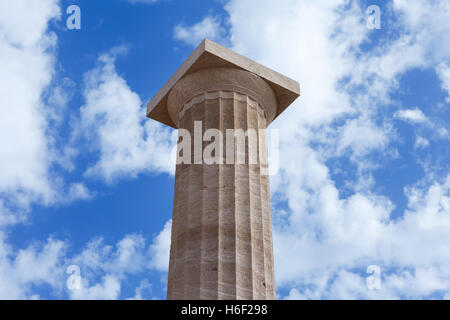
[0,0,449,300]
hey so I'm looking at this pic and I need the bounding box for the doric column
[146,39,300,301]
[166,68,277,300]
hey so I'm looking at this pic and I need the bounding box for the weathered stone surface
[168,89,275,299]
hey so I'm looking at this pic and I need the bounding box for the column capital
[146,38,300,129]
[167,67,277,127]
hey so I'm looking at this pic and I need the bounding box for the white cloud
[0,0,61,208]
[395,108,428,123]
[70,275,121,300]
[0,0,90,219]
[337,118,390,157]
[415,136,429,149]
[394,107,448,142]
[0,0,97,298]
[436,63,450,102]
[0,0,60,47]
[0,234,67,299]
[66,183,95,202]
[174,16,227,47]
[71,234,148,277]
[148,219,171,272]
[75,50,175,183]
[0,201,22,229]
[0,225,171,299]
[393,0,450,102]
[68,231,171,300]
[63,222,170,300]
[393,0,450,61]
[273,174,450,299]
[128,279,152,300]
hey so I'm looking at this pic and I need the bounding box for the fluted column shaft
[167,68,277,300]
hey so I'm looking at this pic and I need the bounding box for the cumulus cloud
[174,15,227,47]
[337,118,391,157]
[274,174,450,299]
[0,0,93,219]
[393,0,450,61]
[395,108,428,123]
[0,0,61,208]
[71,234,148,277]
[0,234,67,299]
[148,219,171,272]
[75,50,175,183]
[0,223,171,300]
[415,136,429,149]
[70,275,121,300]
[128,279,153,300]
[68,234,148,300]
[66,183,95,202]
[436,63,450,102]
[68,230,171,300]
[394,107,448,143]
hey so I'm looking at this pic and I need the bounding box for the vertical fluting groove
[167,165,178,298]
[170,109,191,299]
[218,93,237,299]
[257,110,275,299]
[263,170,275,298]
[256,107,268,299]
[247,99,265,300]
[235,93,253,299]
[200,97,220,299]
[247,97,257,299]
[217,95,223,300]
[184,102,204,299]
[167,161,178,298]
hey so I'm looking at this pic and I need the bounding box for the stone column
[146,39,300,301]
[166,68,277,300]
